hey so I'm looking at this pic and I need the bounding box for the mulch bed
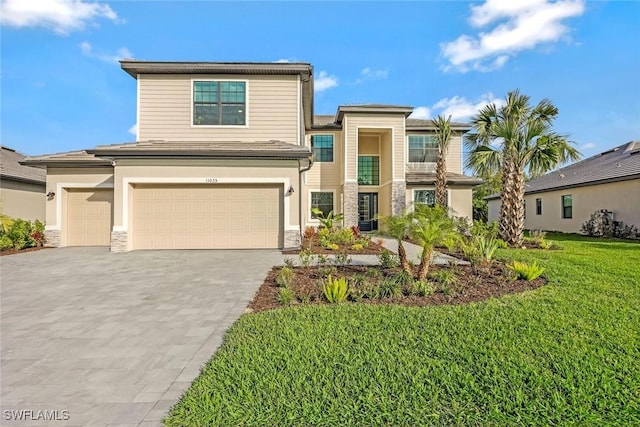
[0,246,49,256]
[248,262,546,312]
[283,235,385,255]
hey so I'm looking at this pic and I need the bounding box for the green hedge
[0,216,45,250]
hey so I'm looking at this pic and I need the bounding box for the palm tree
[433,114,453,208]
[410,205,460,281]
[379,213,412,275]
[465,90,580,246]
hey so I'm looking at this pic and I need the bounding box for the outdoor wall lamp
[287,185,295,195]
[46,191,55,200]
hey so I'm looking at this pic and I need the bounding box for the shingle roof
[1,146,46,184]
[485,141,640,199]
[87,140,312,159]
[406,172,483,186]
[21,150,113,167]
[406,119,471,132]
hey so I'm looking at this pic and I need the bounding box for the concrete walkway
[285,236,468,266]
[1,247,282,426]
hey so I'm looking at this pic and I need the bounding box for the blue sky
[2,0,639,159]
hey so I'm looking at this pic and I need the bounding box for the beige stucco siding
[406,186,474,219]
[45,167,114,246]
[138,74,299,143]
[488,179,640,233]
[0,179,45,221]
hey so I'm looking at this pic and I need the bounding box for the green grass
[165,235,640,426]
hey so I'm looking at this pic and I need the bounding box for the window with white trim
[311,192,334,218]
[311,135,334,162]
[562,195,572,219]
[408,135,438,163]
[193,81,246,125]
[414,190,437,207]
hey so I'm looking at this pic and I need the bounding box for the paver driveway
[1,247,283,426]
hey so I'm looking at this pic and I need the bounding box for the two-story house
[23,61,481,252]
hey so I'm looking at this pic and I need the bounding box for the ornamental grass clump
[322,275,348,303]
[507,260,545,281]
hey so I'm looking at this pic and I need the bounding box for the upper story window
[562,195,572,219]
[193,81,246,126]
[311,135,334,162]
[358,156,379,185]
[408,135,438,163]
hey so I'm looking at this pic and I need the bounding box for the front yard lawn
[165,234,639,426]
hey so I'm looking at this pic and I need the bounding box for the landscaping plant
[310,208,344,230]
[275,267,294,288]
[379,213,412,274]
[410,205,460,280]
[507,260,545,280]
[322,275,348,303]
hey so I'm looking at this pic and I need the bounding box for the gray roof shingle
[1,146,46,184]
[406,172,482,186]
[486,141,640,199]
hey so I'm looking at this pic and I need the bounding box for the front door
[358,193,378,231]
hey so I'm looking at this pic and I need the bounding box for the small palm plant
[379,212,412,275]
[410,205,460,281]
[311,208,344,230]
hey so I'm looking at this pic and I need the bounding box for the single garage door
[132,184,283,250]
[67,188,113,246]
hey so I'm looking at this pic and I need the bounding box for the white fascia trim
[119,177,291,232]
[190,78,249,128]
[136,78,140,141]
[47,182,114,231]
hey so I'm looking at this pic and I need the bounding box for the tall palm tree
[433,114,453,208]
[465,90,580,246]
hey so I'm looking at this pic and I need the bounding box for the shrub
[315,254,329,266]
[378,277,402,298]
[319,266,338,278]
[348,274,367,302]
[476,235,500,264]
[6,219,33,250]
[333,252,351,266]
[277,288,295,305]
[326,243,339,251]
[299,248,314,268]
[322,275,348,303]
[507,261,545,280]
[303,226,316,239]
[409,280,436,297]
[0,235,13,251]
[327,228,354,245]
[393,269,414,287]
[428,270,458,286]
[283,257,295,268]
[311,208,344,230]
[351,225,361,237]
[351,243,364,251]
[581,210,640,240]
[318,227,331,239]
[365,268,382,279]
[539,240,553,250]
[378,249,399,269]
[275,267,294,288]
[357,238,370,248]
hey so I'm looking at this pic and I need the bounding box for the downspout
[298,156,314,244]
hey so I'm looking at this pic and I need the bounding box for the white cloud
[128,123,137,137]
[579,142,596,150]
[409,106,432,120]
[314,71,338,92]
[274,57,300,63]
[409,93,505,121]
[0,0,120,35]
[80,41,133,64]
[356,67,389,83]
[440,0,585,72]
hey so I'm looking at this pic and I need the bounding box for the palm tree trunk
[435,153,447,207]
[416,246,433,281]
[499,159,525,246]
[397,242,412,276]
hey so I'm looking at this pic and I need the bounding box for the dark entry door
[358,193,378,231]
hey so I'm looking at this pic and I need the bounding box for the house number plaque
[205,178,218,183]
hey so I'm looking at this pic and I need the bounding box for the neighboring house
[1,146,46,221]
[23,61,480,252]
[487,141,640,233]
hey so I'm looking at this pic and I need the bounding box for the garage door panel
[132,184,283,250]
[67,189,113,246]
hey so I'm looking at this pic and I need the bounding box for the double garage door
[66,184,283,249]
[131,184,283,250]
